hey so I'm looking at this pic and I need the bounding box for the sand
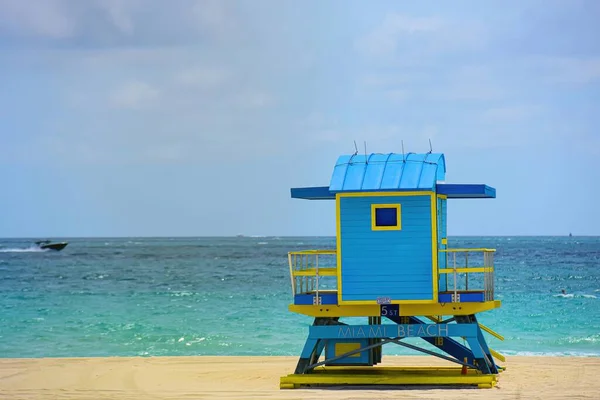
[0,355,598,399]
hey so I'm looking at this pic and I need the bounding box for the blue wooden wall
[339,195,434,302]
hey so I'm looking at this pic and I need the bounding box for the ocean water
[0,236,598,358]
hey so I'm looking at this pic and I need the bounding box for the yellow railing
[288,250,338,300]
[439,248,496,302]
[288,248,496,304]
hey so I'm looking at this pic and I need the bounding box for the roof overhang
[291,186,335,200]
[436,184,496,198]
[291,184,496,200]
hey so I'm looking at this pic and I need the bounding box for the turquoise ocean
[0,236,598,358]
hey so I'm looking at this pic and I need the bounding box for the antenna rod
[401,140,405,162]
[353,140,358,155]
[364,141,368,164]
[428,138,433,153]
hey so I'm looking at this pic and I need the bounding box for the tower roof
[329,153,446,192]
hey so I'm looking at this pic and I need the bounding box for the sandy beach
[0,355,598,399]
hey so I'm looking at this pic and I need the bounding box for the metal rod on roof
[401,140,405,162]
[428,138,433,153]
[353,140,358,155]
[364,141,368,164]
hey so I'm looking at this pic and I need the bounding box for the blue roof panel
[329,155,351,191]
[362,153,390,189]
[380,153,405,189]
[329,152,446,192]
[419,164,435,189]
[343,155,367,189]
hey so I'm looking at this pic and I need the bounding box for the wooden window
[371,204,401,231]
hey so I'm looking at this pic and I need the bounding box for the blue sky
[0,0,598,237]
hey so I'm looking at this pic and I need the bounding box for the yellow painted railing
[289,248,496,304]
[288,250,338,300]
[439,248,496,302]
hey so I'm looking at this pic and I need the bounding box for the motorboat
[35,240,69,251]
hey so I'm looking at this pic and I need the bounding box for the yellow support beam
[289,300,502,317]
[490,349,506,363]
[479,323,505,341]
[281,366,498,389]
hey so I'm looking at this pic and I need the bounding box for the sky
[0,0,599,237]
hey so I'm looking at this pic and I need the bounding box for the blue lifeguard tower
[281,152,504,389]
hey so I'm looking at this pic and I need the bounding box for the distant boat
[35,240,68,251]
[569,233,573,237]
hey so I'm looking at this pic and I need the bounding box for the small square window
[376,207,397,226]
[371,204,401,231]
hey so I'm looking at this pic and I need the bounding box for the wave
[553,293,597,299]
[0,246,47,253]
[561,334,600,344]
[503,350,600,357]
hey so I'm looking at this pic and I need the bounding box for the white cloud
[356,14,443,57]
[110,81,160,109]
[191,0,237,38]
[0,0,240,46]
[357,64,507,105]
[385,89,409,102]
[482,105,542,122]
[359,72,422,88]
[356,13,487,59]
[539,57,600,84]
[428,65,507,101]
[175,67,229,87]
[0,0,74,39]
[233,90,275,109]
[142,143,188,163]
[99,0,137,35]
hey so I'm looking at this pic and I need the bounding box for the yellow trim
[441,238,447,245]
[335,343,361,358]
[439,267,493,274]
[430,193,438,301]
[371,204,401,231]
[292,268,338,277]
[340,299,438,306]
[336,191,437,305]
[289,250,337,255]
[441,248,496,253]
[338,191,434,198]
[336,194,343,305]
[288,300,502,317]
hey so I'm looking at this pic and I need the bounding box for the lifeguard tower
[281,152,504,389]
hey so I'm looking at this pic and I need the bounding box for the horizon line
[1,234,598,240]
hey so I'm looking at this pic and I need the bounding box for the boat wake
[0,246,48,253]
